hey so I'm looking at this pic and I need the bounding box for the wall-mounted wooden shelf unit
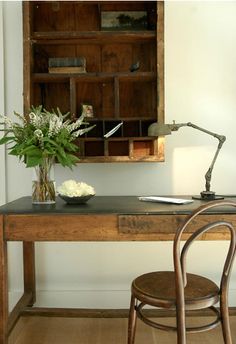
[23,1,164,162]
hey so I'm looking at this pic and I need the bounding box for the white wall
[0,2,6,206]
[2,1,236,308]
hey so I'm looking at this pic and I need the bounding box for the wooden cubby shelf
[23,1,164,162]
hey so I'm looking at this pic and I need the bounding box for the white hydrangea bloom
[58,179,95,197]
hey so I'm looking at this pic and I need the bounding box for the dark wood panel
[108,140,129,156]
[84,141,105,157]
[33,83,70,113]
[102,45,132,73]
[76,82,103,117]
[33,2,77,32]
[118,214,236,235]
[32,2,100,32]
[119,81,156,117]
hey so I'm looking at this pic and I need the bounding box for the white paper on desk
[138,196,194,205]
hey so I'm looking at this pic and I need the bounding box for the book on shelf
[48,66,86,74]
[48,57,86,67]
[48,57,87,73]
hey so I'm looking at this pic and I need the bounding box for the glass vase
[32,157,56,204]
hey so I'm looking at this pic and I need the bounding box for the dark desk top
[0,196,236,215]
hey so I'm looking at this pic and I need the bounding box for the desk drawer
[118,214,236,239]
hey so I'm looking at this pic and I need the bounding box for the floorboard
[9,316,236,343]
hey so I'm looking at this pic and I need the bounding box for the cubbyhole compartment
[33,83,70,113]
[32,2,100,32]
[84,141,104,157]
[33,44,101,74]
[108,140,129,156]
[101,43,155,73]
[141,119,155,136]
[133,140,154,157]
[104,121,123,138]
[85,121,103,138]
[76,81,114,119]
[119,81,156,118]
[123,121,140,137]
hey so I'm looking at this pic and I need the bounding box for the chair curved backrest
[173,200,236,342]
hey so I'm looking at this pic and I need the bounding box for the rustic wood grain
[0,215,8,343]
[23,242,36,306]
[119,214,236,235]
[4,213,236,242]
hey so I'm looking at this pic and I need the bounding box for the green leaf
[0,136,15,144]
[57,146,67,158]
[56,152,67,167]
[20,145,42,156]
[25,155,42,168]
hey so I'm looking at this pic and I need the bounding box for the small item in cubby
[48,57,86,74]
[104,122,123,138]
[81,104,94,118]
[130,61,140,72]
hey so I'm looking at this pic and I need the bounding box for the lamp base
[192,191,224,201]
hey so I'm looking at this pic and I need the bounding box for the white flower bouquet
[0,106,95,204]
[0,105,95,168]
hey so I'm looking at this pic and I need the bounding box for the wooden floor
[9,316,236,343]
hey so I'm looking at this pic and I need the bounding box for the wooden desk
[0,196,236,343]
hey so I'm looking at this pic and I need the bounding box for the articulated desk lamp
[148,121,226,200]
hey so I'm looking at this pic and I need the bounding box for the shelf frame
[23,1,165,163]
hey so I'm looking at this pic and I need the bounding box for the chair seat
[132,271,220,310]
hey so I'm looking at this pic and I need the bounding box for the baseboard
[22,306,236,319]
[9,289,236,313]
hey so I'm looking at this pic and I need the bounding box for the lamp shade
[148,123,172,136]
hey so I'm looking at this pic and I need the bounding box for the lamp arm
[169,121,226,193]
[204,140,224,192]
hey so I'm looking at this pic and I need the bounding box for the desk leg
[23,242,36,306]
[0,215,8,344]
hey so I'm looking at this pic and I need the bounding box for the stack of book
[48,57,86,74]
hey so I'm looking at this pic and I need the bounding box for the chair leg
[176,306,186,344]
[220,296,232,344]
[128,294,137,344]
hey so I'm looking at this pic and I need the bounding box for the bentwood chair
[127,200,236,344]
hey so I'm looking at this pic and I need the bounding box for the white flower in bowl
[58,179,95,197]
